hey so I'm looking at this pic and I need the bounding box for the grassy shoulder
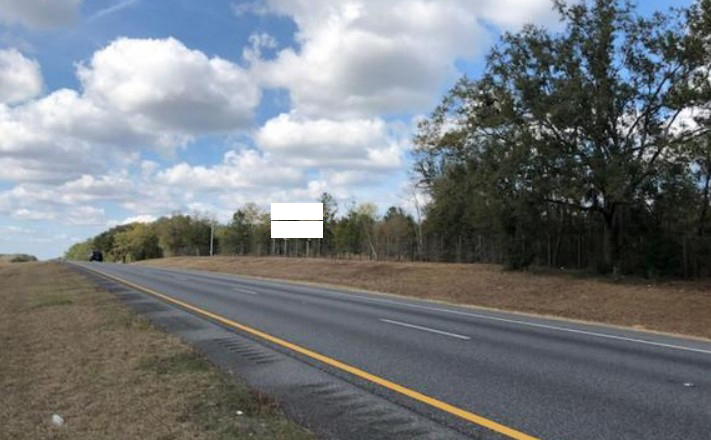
[138,256,711,340]
[0,262,312,440]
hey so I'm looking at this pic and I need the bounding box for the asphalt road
[77,262,711,440]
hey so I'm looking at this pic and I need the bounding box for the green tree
[415,0,710,275]
[154,214,211,256]
[379,207,416,260]
[221,203,263,255]
[64,239,94,261]
[357,203,378,259]
[113,223,162,262]
[319,192,338,256]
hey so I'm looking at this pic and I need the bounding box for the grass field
[0,262,312,440]
[139,256,711,340]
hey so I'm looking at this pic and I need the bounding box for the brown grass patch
[0,262,312,440]
[139,256,711,339]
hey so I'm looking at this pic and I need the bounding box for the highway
[76,262,711,440]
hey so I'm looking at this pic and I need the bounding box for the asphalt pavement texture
[72,262,711,440]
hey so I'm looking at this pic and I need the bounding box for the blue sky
[0,0,692,259]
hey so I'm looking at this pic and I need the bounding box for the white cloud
[0,90,145,182]
[0,154,302,221]
[78,37,260,134]
[0,176,125,211]
[0,49,43,104]
[322,169,386,186]
[250,0,555,119]
[242,32,279,63]
[475,0,558,29]
[0,156,93,182]
[119,214,157,225]
[1,88,151,152]
[64,206,107,226]
[0,37,262,183]
[0,1,563,259]
[249,32,277,50]
[59,173,135,203]
[255,113,403,169]
[156,149,305,190]
[0,171,172,226]
[0,186,105,225]
[231,1,270,17]
[670,107,710,137]
[0,0,82,30]
[217,178,329,210]
[11,208,56,221]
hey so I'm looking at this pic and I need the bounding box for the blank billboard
[271,220,323,238]
[271,203,323,221]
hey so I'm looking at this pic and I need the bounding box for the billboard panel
[270,220,324,238]
[271,203,323,221]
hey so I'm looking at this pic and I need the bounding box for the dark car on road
[89,250,103,262]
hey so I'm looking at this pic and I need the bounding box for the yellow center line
[81,264,539,440]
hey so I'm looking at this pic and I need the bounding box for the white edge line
[380,318,471,340]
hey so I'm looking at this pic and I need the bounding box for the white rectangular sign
[271,220,323,239]
[271,203,323,221]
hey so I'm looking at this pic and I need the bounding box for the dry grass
[139,256,711,340]
[0,262,312,440]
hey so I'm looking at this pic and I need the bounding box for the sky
[0,0,692,259]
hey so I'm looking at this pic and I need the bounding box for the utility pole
[209,220,215,257]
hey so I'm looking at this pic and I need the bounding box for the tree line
[63,195,419,263]
[414,0,711,277]
[66,0,711,278]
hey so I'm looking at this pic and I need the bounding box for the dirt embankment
[0,262,312,440]
[139,256,711,340]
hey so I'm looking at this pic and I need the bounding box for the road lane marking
[137,265,711,356]
[277,287,711,356]
[79,264,538,440]
[377,304,711,356]
[126,265,711,356]
[380,318,470,340]
[232,287,258,295]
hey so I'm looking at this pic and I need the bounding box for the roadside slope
[138,256,711,339]
[0,262,312,440]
